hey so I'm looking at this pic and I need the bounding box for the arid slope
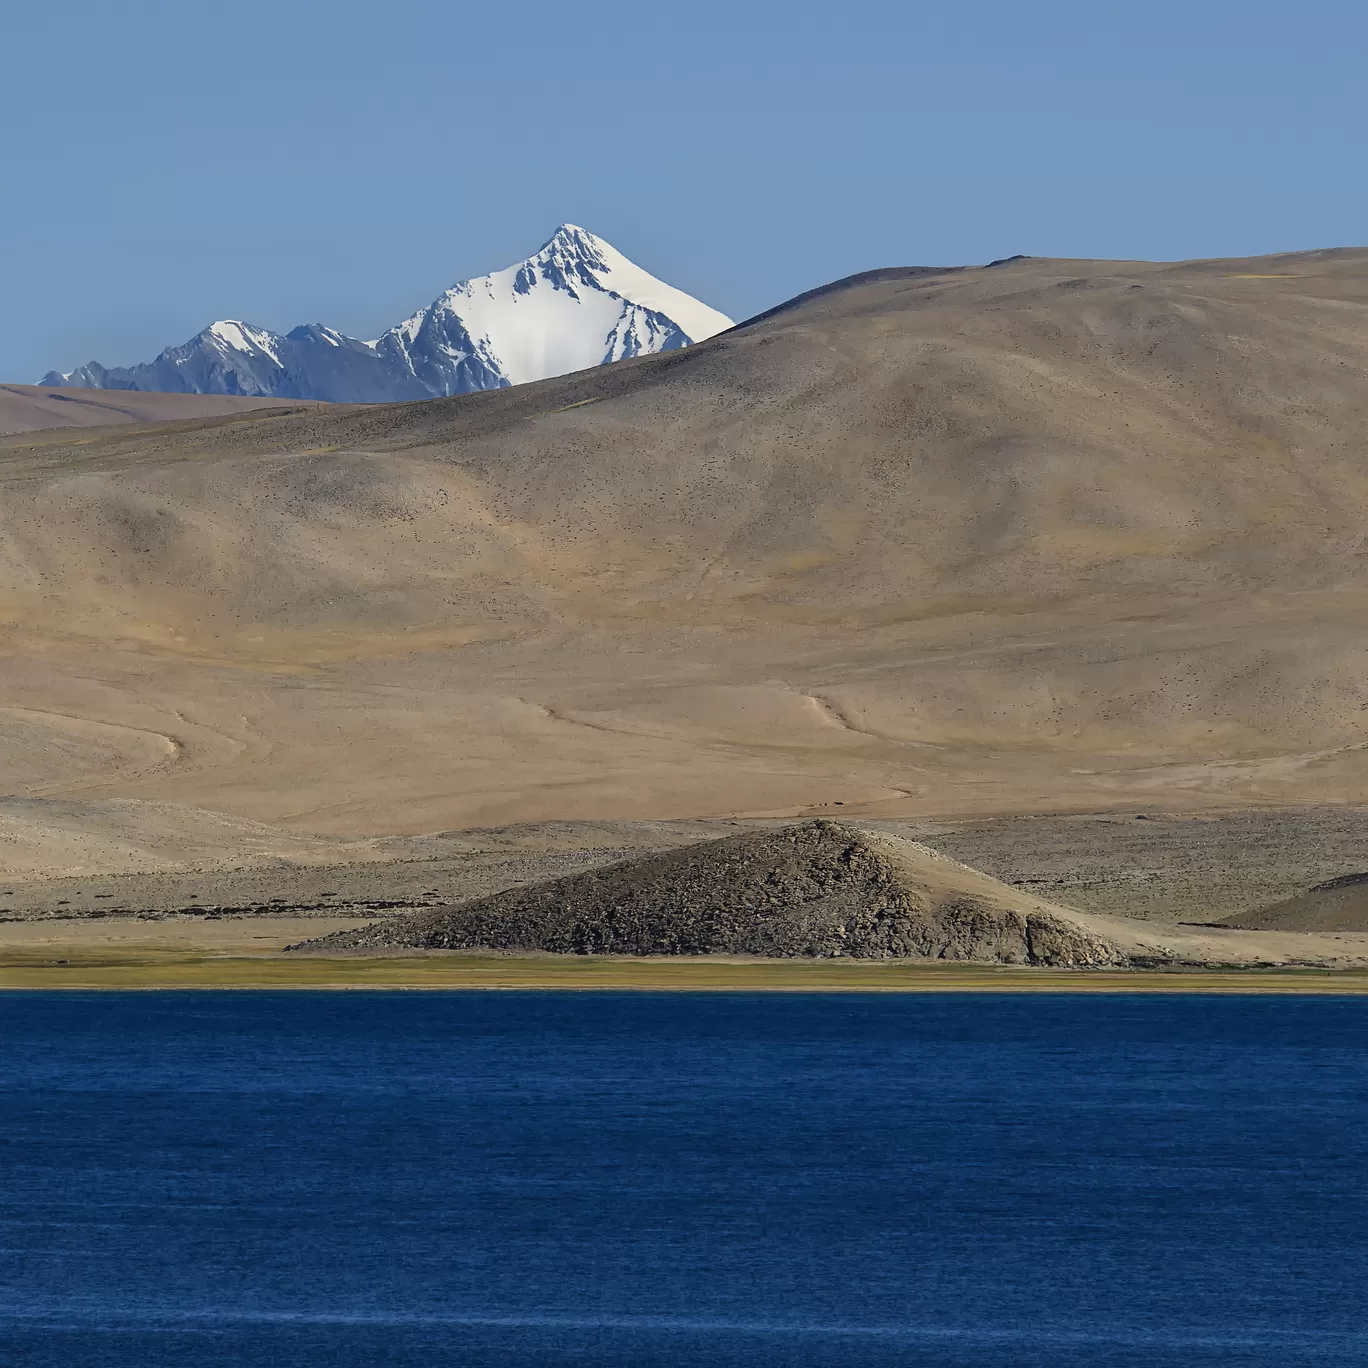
[0,384,322,436]
[4,249,1368,865]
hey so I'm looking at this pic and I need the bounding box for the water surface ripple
[1,991,1365,1366]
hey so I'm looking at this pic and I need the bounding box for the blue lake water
[1,990,1366,1367]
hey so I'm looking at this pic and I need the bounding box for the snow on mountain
[41,227,733,403]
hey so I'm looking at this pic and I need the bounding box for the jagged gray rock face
[47,325,419,404]
[298,821,1126,966]
[40,226,732,403]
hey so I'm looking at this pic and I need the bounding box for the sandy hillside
[4,249,1368,870]
[0,384,325,436]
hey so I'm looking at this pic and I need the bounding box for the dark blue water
[2,992,1366,1367]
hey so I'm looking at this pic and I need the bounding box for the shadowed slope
[1226,873,1368,932]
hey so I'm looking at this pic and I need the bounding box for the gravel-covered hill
[295,821,1127,966]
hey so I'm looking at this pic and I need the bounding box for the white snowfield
[42,226,734,401]
[207,321,281,361]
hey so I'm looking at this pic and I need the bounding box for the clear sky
[4,0,1364,383]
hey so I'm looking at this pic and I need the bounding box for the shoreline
[5,952,1368,993]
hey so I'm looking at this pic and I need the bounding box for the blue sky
[4,0,1364,382]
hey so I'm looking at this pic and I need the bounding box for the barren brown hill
[4,248,1368,871]
[0,384,323,436]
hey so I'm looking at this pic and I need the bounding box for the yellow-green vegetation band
[4,953,1368,994]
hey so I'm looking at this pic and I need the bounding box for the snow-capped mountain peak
[40,228,733,404]
[205,321,282,361]
[530,224,731,341]
[380,224,733,390]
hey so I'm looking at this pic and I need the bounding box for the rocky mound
[1224,872,1368,932]
[295,821,1126,966]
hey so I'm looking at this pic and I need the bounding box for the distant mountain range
[41,226,734,402]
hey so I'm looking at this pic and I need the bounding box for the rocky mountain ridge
[41,226,732,402]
